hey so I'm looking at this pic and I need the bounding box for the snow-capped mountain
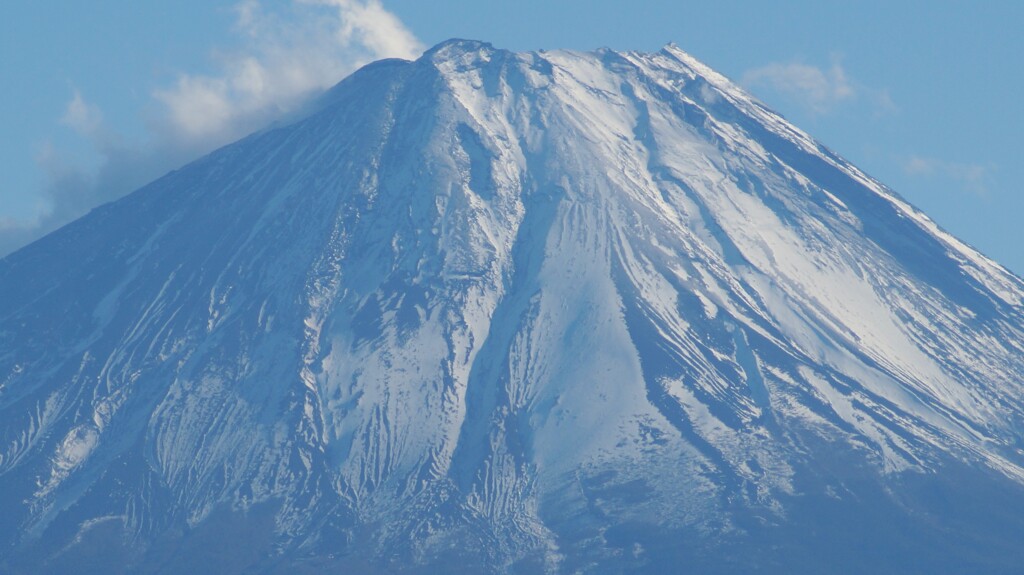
[3,39,1024,574]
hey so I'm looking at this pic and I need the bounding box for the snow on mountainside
[2,39,1024,573]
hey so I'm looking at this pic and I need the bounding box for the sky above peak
[1,0,1022,275]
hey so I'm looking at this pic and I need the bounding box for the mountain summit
[3,40,1024,574]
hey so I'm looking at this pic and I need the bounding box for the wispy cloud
[155,0,423,144]
[901,155,994,196]
[742,59,854,115]
[742,56,895,117]
[1,0,423,257]
[60,90,104,137]
[306,0,424,59]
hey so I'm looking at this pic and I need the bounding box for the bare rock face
[3,40,1024,574]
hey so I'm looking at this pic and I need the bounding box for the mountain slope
[2,40,1024,573]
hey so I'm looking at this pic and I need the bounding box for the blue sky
[2,1,1022,274]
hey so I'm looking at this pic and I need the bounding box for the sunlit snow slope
[2,40,1024,574]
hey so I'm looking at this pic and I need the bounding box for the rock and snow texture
[2,40,1024,573]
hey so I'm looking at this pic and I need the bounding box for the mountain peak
[424,37,497,60]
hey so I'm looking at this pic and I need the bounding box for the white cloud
[903,156,937,176]
[742,56,899,119]
[901,155,994,196]
[304,0,423,59]
[2,0,423,257]
[871,88,898,116]
[60,90,103,137]
[155,0,424,145]
[742,59,854,115]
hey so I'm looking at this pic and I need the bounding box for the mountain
[3,39,1024,574]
